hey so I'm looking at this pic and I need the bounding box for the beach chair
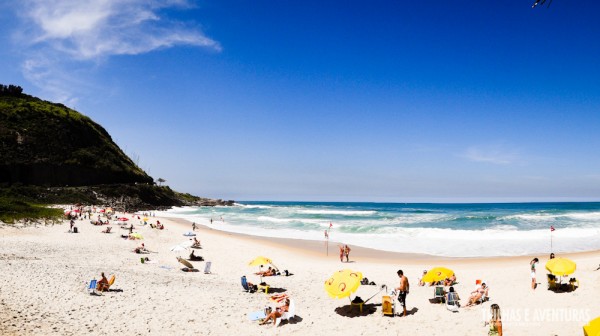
[241,276,256,293]
[88,279,98,295]
[434,286,445,304]
[381,295,395,316]
[275,300,296,327]
[446,292,460,312]
[204,261,212,274]
[477,285,489,304]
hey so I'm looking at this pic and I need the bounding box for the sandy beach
[1,213,599,336]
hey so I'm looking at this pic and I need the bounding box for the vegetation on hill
[0,85,233,222]
[0,86,152,186]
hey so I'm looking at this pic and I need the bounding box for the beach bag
[361,277,369,285]
[264,307,272,315]
[73,227,78,233]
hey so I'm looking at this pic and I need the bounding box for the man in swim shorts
[396,269,410,316]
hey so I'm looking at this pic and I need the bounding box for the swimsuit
[397,291,407,307]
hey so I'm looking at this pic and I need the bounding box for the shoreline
[164,215,600,266]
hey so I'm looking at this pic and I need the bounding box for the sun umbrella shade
[546,257,576,276]
[584,316,600,336]
[422,267,454,283]
[249,256,273,266]
[324,269,363,299]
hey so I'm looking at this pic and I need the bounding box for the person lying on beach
[465,283,488,307]
[444,274,457,286]
[255,267,276,276]
[259,298,290,326]
[134,243,149,253]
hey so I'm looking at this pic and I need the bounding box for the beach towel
[247,311,266,321]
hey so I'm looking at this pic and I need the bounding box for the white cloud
[10,0,220,104]
[22,0,221,59]
[462,145,518,165]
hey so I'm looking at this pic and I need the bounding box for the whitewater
[160,202,600,257]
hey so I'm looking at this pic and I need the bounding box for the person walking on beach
[344,244,351,262]
[396,270,409,317]
[530,258,539,290]
[338,245,345,262]
[192,222,196,231]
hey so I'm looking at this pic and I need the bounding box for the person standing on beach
[338,245,344,262]
[210,218,213,224]
[192,222,196,231]
[396,270,409,317]
[344,244,351,262]
[530,258,539,290]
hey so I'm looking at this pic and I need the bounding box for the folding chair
[275,300,296,327]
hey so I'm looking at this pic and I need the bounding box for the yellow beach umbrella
[584,316,600,336]
[546,257,576,276]
[422,267,454,283]
[324,269,363,299]
[249,256,273,266]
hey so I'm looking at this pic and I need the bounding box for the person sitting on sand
[465,283,488,307]
[445,286,460,305]
[192,237,201,248]
[444,274,457,286]
[418,270,428,286]
[189,250,203,261]
[97,272,109,292]
[259,298,290,326]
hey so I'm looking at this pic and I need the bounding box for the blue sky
[2,1,600,202]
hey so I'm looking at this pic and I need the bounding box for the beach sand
[1,214,598,335]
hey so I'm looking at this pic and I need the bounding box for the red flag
[550,226,555,232]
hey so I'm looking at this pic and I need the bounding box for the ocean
[160,202,600,257]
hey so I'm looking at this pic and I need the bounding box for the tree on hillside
[157,178,166,186]
[0,84,24,97]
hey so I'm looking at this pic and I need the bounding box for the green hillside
[0,85,152,186]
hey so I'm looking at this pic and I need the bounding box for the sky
[1,0,600,202]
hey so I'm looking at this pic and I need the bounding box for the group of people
[255,266,278,277]
[338,244,351,262]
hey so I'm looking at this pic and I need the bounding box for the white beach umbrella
[170,245,188,252]
[180,240,194,247]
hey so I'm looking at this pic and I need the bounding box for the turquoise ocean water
[161,202,600,257]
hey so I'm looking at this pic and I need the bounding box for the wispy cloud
[461,145,518,165]
[11,0,220,103]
